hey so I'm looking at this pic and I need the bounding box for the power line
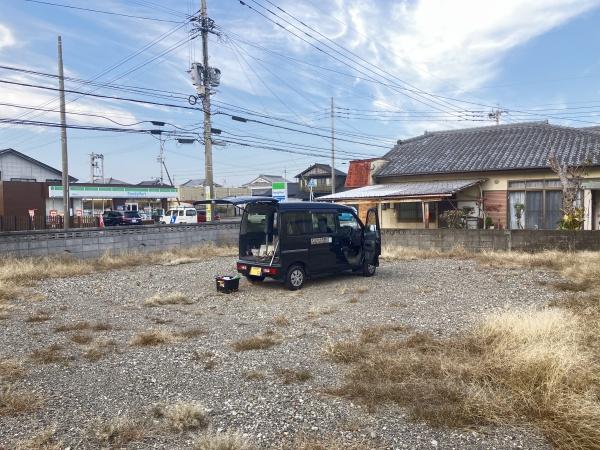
[22,0,183,23]
[254,0,469,114]
[237,0,471,117]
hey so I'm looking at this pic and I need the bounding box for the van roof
[276,202,354,212]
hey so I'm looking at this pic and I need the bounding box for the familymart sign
[49,185,177,199]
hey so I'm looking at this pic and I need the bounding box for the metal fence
[0,215,100,232]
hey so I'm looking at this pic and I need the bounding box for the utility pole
[157,137,165,184]
[488,108,507,125]
[201,0,214,199]
[331,96,336,195]
[58,36,70,230]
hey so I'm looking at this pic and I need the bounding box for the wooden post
[423,201,430,229]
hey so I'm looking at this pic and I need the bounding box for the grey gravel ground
[0,256,563,449]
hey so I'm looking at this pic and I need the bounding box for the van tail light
[237,263,247,271]
[262,267,278,276]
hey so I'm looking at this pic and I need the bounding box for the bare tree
[548,154,591,229]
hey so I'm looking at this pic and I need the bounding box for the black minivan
[202,197,381,290]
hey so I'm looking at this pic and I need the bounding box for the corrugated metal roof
[318,179,483,201]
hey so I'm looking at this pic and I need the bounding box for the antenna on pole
[488,108,507,125]
[90,153,104,183]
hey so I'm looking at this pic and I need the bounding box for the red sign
[76,209,83,217]
[28,209,35,218]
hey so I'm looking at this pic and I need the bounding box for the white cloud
[377,0,600,93]
[0,24,15,49]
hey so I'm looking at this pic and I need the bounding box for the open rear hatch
[195,197,280,265]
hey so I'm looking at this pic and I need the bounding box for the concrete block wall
[2,225,599,259]
[382,229,510,252]
[382,229,600,252]
[0,223,239,259]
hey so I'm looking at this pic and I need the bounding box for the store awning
[317,179,484,202]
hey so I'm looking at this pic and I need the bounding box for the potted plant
[485,216,494,229]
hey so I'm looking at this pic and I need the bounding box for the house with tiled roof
[320,122,600,230]
[295,163,347,200]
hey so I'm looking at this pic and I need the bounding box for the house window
[10,177,36,182]
[396,202,423,221]
[508,180,563,229]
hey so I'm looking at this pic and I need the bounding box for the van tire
[246,275,265,283]
[285,264,306,290]
[362,260,376,277]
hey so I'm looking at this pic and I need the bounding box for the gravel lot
[0,256,563,449]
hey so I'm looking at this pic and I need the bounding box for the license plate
[249,266,262,276]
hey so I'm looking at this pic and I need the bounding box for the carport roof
[317,179,483,201]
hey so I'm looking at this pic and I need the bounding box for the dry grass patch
[330,307,600,449]
[0,386,43,416]
[360,324,407,344]
[15,428,62,450]
[0,359,27,381]
[30,343,68,364]
[25,310,52,323]
[153,402,209,432]
[90,416,148,447]
[83,339,119,361]
[177,327,208,339]
[0,244,236,288]
[243,370,266,381]
[381,244,470,260]
[192,350,218,370]
[347,297,358,304]
[192,430,255,450]
[130,330,174,346]
[54,320,111,332]
[328,247,600,448]
[323,340,367,364]
[232,333,280,352]
[276,368,312,384]
[70,333,93,345]
[144,292,194,307]
[287,435,376,450]
[272,315,290,327]
[307,306,337,319]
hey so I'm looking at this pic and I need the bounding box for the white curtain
[509,191,525,230]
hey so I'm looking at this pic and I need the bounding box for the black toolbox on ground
[215,276,240,294]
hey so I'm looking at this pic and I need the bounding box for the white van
[160,207,198,224]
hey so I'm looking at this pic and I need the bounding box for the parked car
[122,211,143,225]
[102,210,143,226]
[196,197,381,290]
[102,210,124,226]
[160,207,199,224]
[197,208,220,222]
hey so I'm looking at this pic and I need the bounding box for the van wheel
[285,264,306,290]
[245,275,265,283]
[362,260,376,277]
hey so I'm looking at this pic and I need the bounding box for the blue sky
[1,0,600,186]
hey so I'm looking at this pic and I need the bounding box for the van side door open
[363,207,381,267]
